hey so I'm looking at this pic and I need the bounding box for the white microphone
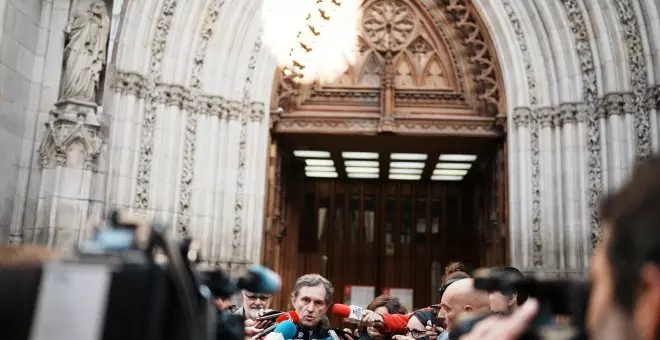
[263,333,285,340]
[328,330,342,340]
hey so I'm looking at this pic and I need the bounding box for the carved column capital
[512,107,531,127]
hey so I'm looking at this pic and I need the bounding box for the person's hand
[360,309,384,326]
[391,336,415,340]
[342,328,355,339]
[425,320,441,339]
[459,298,539,340]
[244,319,263,338]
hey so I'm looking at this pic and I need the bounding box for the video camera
[0,210,281,340]
[451,269,591,340]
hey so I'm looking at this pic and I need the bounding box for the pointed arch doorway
[262,0,509,312]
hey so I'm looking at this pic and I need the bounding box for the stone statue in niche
[60,0,110,104]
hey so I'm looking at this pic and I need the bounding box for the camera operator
[487,267,528,314]
[459,154,660,340]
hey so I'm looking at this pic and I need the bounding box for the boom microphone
[252,311,299,339]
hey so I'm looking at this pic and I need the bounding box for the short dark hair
[601,154,660,313]
[490,266,528,305]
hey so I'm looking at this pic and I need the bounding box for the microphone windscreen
[273,320,297,338]
[237,265,282,294]
[276,311,300,324]
[331,304,351,318]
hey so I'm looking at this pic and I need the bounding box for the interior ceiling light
[391,153,428,161]
[344,160,379,167]
[294,150,330,158]
[389,174,421,180]
[306,171,338,178]
[439,154,477,162]
[389,168,423,174]
[305,166,336,172]
[346,167,379,173]
[305,159,334,166]
[431,175,463,181]
[434,169,468,176]
[348,173,379,179]
[437,162,472,170]
[390,162,425,169]
[342,152,379,159]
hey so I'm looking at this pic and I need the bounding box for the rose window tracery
[362,0,416,52]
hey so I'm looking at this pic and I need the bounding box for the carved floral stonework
[613,0,652,160]
[559,0,602,248]
[38,117,102,170]
[502,0,537,106]
[362,0,417,52]
[134,0,177,210]
[176,0,224,237]
[597,92,635,118]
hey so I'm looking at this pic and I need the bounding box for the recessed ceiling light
[345,160,379,167]
[439,154,477,162]
[305,159,334,166]
[305,166,336,172]
[437,162,472,170]
[294,150,330,158]
[390,168,423,174]
[434,169,468,176]
[346,167,379,173]
[431,175,463,181]
[391,153,428,161]
[306,171,338,178]
[348,173,379,179]
[342,152,379,159]
[389,174,421,180]
[390,162,425,169]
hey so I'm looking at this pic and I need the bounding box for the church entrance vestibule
[260,0,508,312]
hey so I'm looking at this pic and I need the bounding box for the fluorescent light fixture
[434,169,468,176]
[305,159,334,166]
[345,160,379,167]
[305,166,336,172]
[346,167,379,173]
[306,171,338,178]
[389,174,421,180]
[439,154,477,162]
[391,153,427,161]
[389,168,423,174]
[342,152,379,159]
[431,175,463,181]
[390,162,425,169]
[437,162,472,170]
[348,173,379,179]
[293,150,330,158]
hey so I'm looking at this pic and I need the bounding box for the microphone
[255,310,285,321]
[328,329,342,340]
[331,303,363,323]
[263,320,297,340]
[252,311,299,339]
[237,265,282,294]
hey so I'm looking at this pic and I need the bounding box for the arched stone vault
[98,0,660,273]
[5,0,659,276]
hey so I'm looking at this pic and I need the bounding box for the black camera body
[451,272,591,340]
[0,211,250,340]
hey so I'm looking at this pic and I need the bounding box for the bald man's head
[439,278,490,332]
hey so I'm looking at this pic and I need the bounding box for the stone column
[32,0,110,252]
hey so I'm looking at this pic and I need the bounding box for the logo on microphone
[349,305,362,321]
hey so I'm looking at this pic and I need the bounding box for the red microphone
[251,311,299,339]
[331,304,363,323]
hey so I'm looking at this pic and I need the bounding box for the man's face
[488,291,510,313]
[242,291,272,320]
[587,228,642,340]
[439,290,462,332]
[291,284,328,328]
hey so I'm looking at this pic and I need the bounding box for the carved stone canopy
[271,0,505,137]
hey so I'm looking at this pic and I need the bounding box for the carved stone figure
[60,1,110,103]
